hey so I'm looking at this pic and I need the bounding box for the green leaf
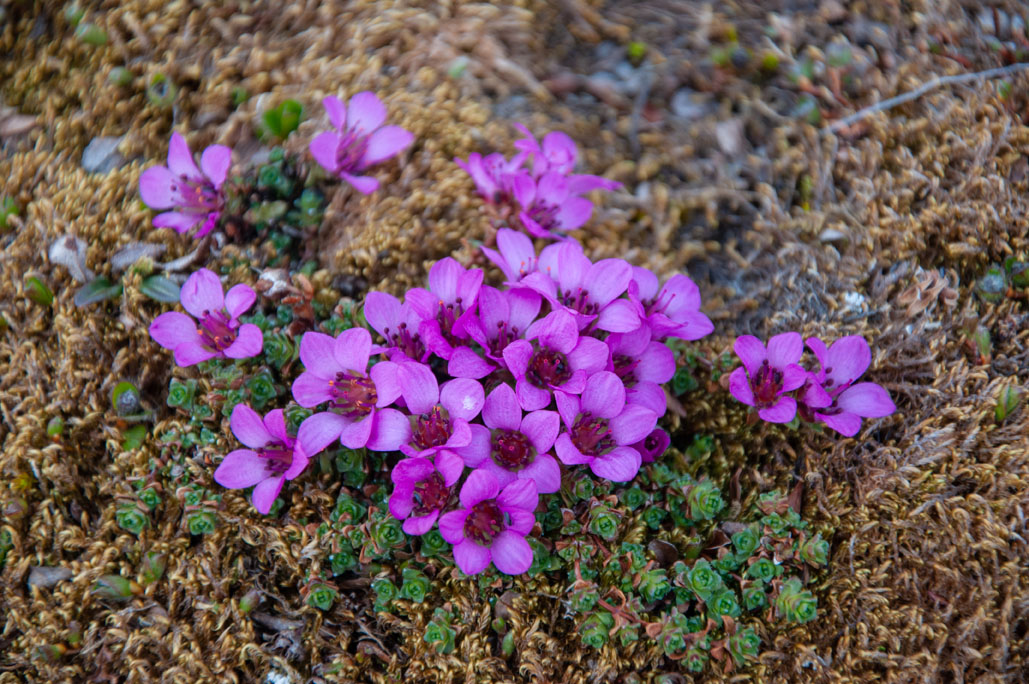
[75,277,123,307]
[140,275,181,302]
[121,424,147,450]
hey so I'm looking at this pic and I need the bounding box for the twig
[824,62,1029,133]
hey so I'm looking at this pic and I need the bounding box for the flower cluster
[456,125,621,239]
[140,92,412,238]
[282,232,713,575]
[728,332,896,434]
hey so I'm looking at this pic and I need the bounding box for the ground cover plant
[2,2,1029,683]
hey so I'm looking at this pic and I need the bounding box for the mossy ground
[2,1,1028,682]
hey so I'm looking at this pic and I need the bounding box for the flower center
[463,499,505,546]
[751,360,784,407]
[491,429,536,471]
[570,415,614,456]
[526,347,571,388]
[644,288,676,317]
[328,371,378,419]
[175,175,220,212]
[488,320,520,358]
[412,406,452,450]
[258,445,293,475]
[612,354,638,386]
[434,298,465,345]
[412,472,449,516]
[198,310,237,351]
[335,130,370,172]
[557,287,599,316]
[526,202,559,233]
[383,321,426,361]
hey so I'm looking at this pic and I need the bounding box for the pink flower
[392,365,485,459]
[481,228,540,284]
[631,428,670,464]
[364,291,428,362]
[502,309,609,411]
[627,267,714,341]
[456,383,562,494]
[728,333,808,423]
[438,470,538,576]
[453,285,541,379]
[388,453,464,535]
[139,132,231,238]
[554,371,656,482]
[308,93,414,194]
[213,405,310,514]
[606,323,675,418]
[148,268,263,366]
[521,239,639,333]
[291,328,410,451]
[512,171,595,239]
[454,151,526,204]
[800,336,896,436]
[512,125,621,195]
[405,258,484,361]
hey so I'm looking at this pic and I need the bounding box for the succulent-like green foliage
[399,567,430,603]
[580,611,614,649]
[774,577,818,624]
[306,581,337,611]
[424,608,457,654]
[372,577,398,612]
[727,626,761,665]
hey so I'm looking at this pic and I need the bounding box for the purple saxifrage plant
[309,92,414,194]
[139,131,231,239]
[728,332,808,423]
[149,268,263,366]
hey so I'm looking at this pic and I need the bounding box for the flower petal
[402,511,439,536]
[440,378,485,422]
[224,283,256,319]
[595,299,640,333]
[836,382,896,418]
[816,410,863,437]
[173,341,217,367]
[590,447,641,482]
[347,92,387,134]
[180,268,224,319]
[767,332,803,369]
[584,259,631,309]
[340,415,375,449]
[448,346,495,379]
[483,383,522,431]
[139,166,180,209]
[609,404,657,445]
[758,397,797,423]
[251,476,285,515]
[398,361,439,415]
[362,125,413,167]
[520,410,559,454]
[389,488,415,520]
[341,172,379,194]
[554,433,591,465]
[292,371,334,407]
[151,211,200,234]
[323,95,346,130]
[733,335,766,376]
[496,477,538,512]
[167,131,202,180]
[515,379,550,412]
[490,531,533,575]
[364,291,401,338]
[230,403,273,448]
[200,145,232,187]
[435,449,465,485]
[370,361,402,407]
[454,424,491,467]
[460,469,500,508]
[581,371,625,418]
[728,367,756,406]
[222,324,263,359]
[149,311,198,350]
[438,509,468,544]
[297,412,349,456]
[214,449,269,488]
[520,452,560,494]
[453,539,491,575]
[779,364,809,393]
[827,335,872,388]
[502,340,533,377]
[309,131,342,174]
[366,408,411,451]
[568,336,610,374]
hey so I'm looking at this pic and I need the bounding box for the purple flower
[522,240,639,333]
[291,328,410,451]
[405,258,483,361]
[631,428,670,464]
[438,470,538,576]
[554,371,656,482]
[512,171,594,239]
[213,404,308,514]
[481,228,539,283]
[308,93,414,194]
[394,366,485,459]
[503,309,610,411]
[627,267,714,341]
[454,151,526,204]
[388,453,464,535]
[364,291,428,361]
[512,125,621,195]
[728,333,808,423]
[606,323,675,417]
[454,285,541,379]
[456,383,562,494]
[139,132,231,238]
[800,336,896,436]
[149,268,263,366]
